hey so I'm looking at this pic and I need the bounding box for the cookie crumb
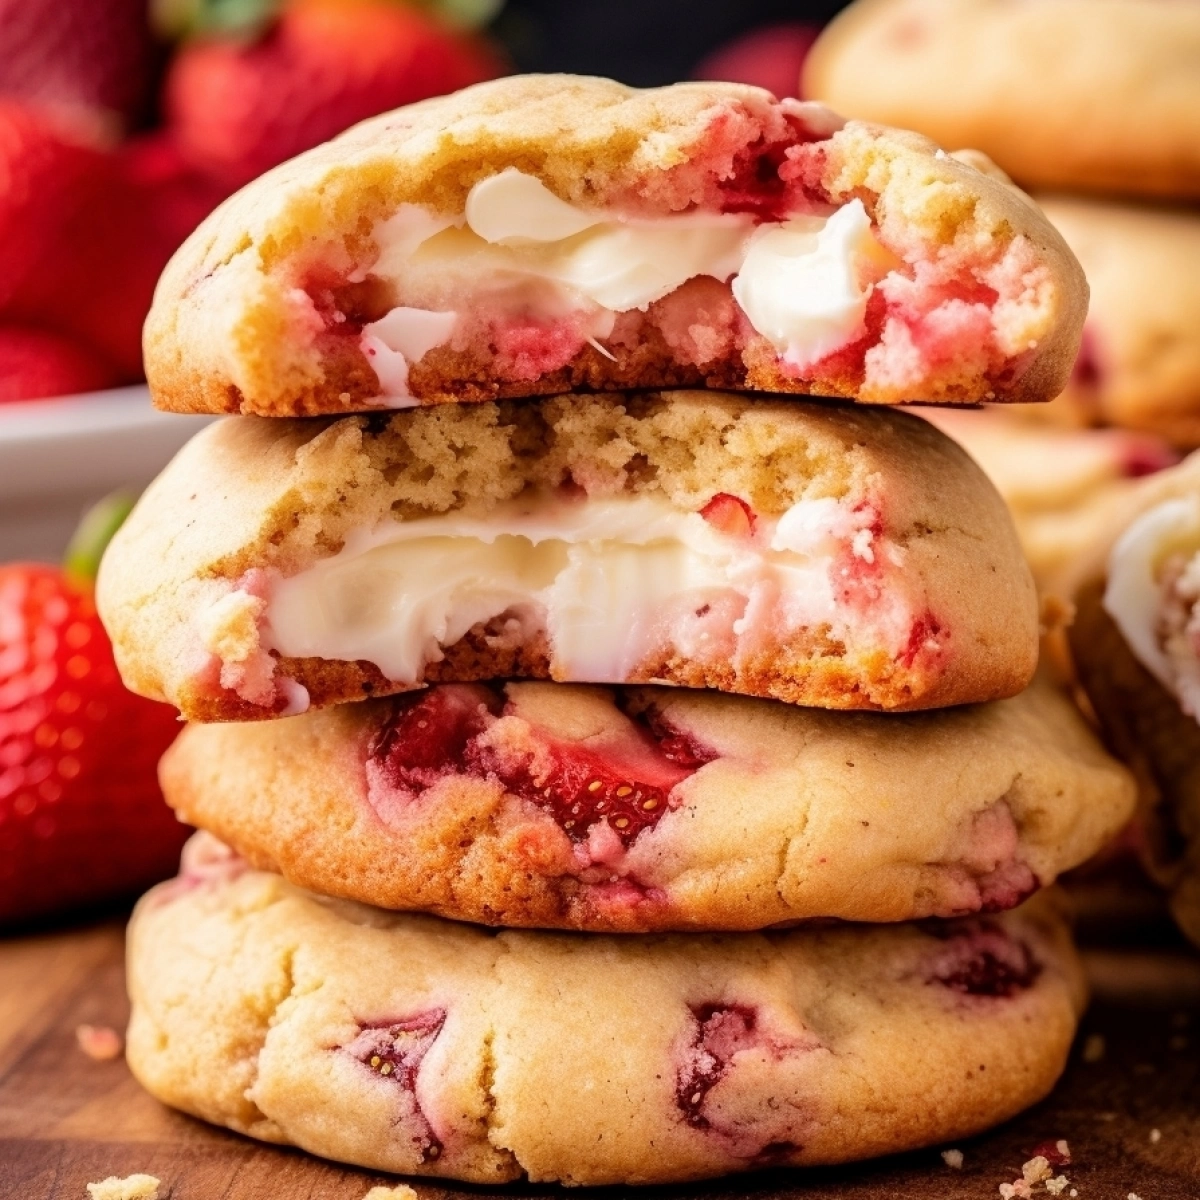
[1023,1156,1053,1185]
[1046,1178,1069,1196]
[1128,1194,1143,1200]
[1069,1191,1078,1197]
[942,1149,964,1169]
[362,1188,418,1200]
[1150,1128,1162,1143]
[86,1176,160,1200]
[76,1024,123,1061]
[1082,1033,1106,1063]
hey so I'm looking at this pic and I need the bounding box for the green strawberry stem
[64,491,136,586]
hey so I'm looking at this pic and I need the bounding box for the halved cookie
[97,390,1039,720]
[160,677,1135,931]
[1067,453,1200,946]
[127,842,1086,1185]
[144,75,1086,417]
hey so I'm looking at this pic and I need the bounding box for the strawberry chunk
[368,684,500,792]
[699,493,757,538]
[927,924,1042,998]
[634,708,718,770]
[469,733,693,846]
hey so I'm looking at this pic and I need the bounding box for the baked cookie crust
[126,846,1086,1185]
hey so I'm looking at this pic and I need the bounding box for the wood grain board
[3,914,1200,1200]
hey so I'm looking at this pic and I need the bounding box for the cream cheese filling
[262,492,910,685]
[1105,496,1200,715]
[358,170,895,402]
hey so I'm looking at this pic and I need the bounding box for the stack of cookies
[805,0,1200,589]
[97,77,1136,1186]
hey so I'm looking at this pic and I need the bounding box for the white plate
[0,386,214,562]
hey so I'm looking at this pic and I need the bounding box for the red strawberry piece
[369,684,501,793]
[341,1009,446,1162]
[0,0,158,135]
[0,325,121,402]
[1030,1139,1072,1168]
[699,492,757,538]
[632,707,718,771]
[677,1003,761,1129]
[164,0,505,189]
[0,499,186,928]
[468,726,696,846]
[926,923,1042,998]
[369,684,710,846]
[692,22,820,101]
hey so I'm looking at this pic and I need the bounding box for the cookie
[804,0,1200,199]
[144,75,1085,418]
[1067,453,1200,947]
[1031,198,1200,448]
[161,677,1134,932]
[922,407,1178,590]
[96,390,1039,721]
[126,842,1086,1185]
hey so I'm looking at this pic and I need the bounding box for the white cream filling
[262,493,908,685]
[357,170,893,387]
[1105,496,1200,699]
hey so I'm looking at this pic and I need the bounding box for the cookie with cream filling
[1067,453,1200,948]
[144,75,1085,417]
[97,390,1039,721]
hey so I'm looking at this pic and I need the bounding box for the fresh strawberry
[0,105,225,380]
[0,326,122,402]
[692,22,820,101]
[0,498,186,928]
[0,0,158,135]
[164,0,505,189]
[699,492,757,538]
[0,103,119,315]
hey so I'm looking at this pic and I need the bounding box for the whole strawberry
[0,326,121,403]
[0,0,158,135]
[164,0,505,188]
[0,104,225,382]
[0,498,186,927]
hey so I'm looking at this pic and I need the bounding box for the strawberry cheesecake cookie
[921,407,1178,590]
[160,678,1134,932]
[1067,454,1200,948]
[1029,198,1200,448]
[144,75,1086,417]
[97,390,1038,721]
[126,842,1086,1185]
[804,0,1200,199]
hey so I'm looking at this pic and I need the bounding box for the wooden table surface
[4,910,1200,1200]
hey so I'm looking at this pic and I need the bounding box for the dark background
[496,0,854,86]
